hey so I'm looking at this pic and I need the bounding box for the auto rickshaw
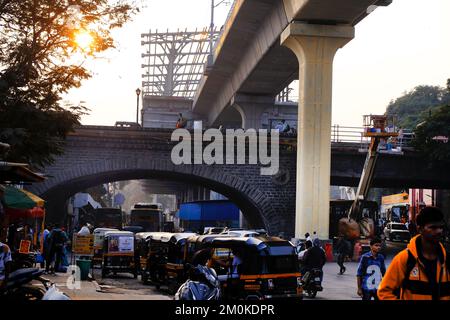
[101,230,138,278]
[201,236,303,300]
[135,232,159,278]
[93,228,119,268]
[141,232,195,293]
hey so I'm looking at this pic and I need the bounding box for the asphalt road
[38,240,408,300]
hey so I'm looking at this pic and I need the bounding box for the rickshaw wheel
[168,282,178,295]
[307,290,317,298]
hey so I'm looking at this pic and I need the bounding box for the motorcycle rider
[300,240,326,284]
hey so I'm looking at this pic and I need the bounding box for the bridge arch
[32,158,276,233]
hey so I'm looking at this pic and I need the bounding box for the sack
[42,284,71,300]
[359,218,375,238]
[338,218,360,240]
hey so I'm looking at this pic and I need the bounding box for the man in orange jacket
[378,206,450,300]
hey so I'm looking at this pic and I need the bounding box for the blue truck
[178,200,240,233]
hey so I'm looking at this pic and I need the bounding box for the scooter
[174,264,221,300]
[301,268,323,298]
[0,268,70,300]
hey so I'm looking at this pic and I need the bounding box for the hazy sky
[65,0,450,128]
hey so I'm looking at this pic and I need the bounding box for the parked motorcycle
[0,268,69,300]
[174,264,221,300]
[11,251,36,271]
[301,268,323,298]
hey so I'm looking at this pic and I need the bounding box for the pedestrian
[356,237,386,300]
[275,119,290,133]
[0,238,12,290]
[378,206,450,300]
[46,223,68,273]
[38,225,51,268]
[312,231,319,241]
[336,236,351,274]
[305,232,312,242]
[176,113,187,128]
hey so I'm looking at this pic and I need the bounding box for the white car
[383,222,411,242]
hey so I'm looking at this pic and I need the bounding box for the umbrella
[3,186,45,209]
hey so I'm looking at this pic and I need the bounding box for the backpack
[51,230,66,247]
[395,247,450,298]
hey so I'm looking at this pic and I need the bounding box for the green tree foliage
[412,104,450,165]
[385,84,450,129]
[0,0,137,167]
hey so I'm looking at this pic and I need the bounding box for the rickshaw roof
[208,236,295,253]
[104,230,134,237]
[148,232,176,242]
[170,232,197,243]
[94,228,119,234]
[135,232,157,240]
[187,234,233,244]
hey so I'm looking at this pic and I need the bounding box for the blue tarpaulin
[179,200,239,221]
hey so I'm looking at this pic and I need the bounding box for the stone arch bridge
[27,126,449,238]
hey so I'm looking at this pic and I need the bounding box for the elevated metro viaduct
[27,126,450,239]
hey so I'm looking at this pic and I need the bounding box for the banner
[73,234,94,256]
[19,240,31,254]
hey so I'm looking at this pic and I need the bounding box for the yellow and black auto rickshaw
[93,228,119,268]
[101,230,138,278]
[200,236,303,300]
[140,232,195,293]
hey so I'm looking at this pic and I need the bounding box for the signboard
[381,193,409,205]
[19,240,31,254]
[118,236,134,252]
[107,235,134,253]
[73,234,94,256]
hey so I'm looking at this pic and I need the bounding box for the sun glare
[74,30,94,51]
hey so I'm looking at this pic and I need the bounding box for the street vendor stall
[2,186,46,258]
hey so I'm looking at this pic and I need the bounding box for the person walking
[46,223,68,273]
[336,236,352,274]
[356,237,386,300]
[378,206,450,300]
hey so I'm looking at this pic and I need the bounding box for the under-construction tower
[140,28,220,128]
[141,27,220,98]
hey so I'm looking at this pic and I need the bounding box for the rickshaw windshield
[264,255,298,274]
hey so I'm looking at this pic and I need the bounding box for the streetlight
[207,0,230,67]
[135,88,141,125]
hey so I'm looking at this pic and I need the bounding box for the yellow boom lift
[339,115,398,240]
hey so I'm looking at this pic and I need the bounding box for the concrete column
[231,94,275,129]
[281,23,354,239]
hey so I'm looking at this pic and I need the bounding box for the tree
[385,84,450,129]
[0,0,137,167]
[412,104,450,165]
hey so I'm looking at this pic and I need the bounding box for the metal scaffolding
[141,28,220,98]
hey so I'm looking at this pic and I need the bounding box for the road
[39,240,408,300]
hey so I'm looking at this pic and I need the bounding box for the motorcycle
[11,251,36,271]
[174,264,221,300]
[0,268,70,300]
[301,268,323,298]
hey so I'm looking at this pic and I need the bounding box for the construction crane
[339,115,398,240]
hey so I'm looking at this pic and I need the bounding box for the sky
[64,0,450,128]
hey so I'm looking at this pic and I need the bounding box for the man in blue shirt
[357,237,386,300]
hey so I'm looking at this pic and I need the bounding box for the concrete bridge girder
[231,94,275,130]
